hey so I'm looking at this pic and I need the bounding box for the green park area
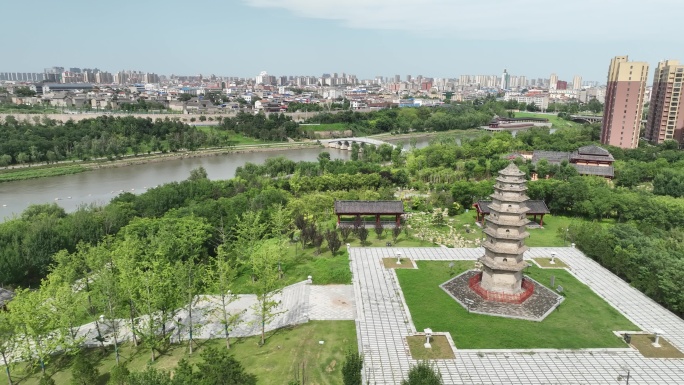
[0,321,356,385]
[514,112,584,130]
[396,261,637,349]
[300,123,350,132]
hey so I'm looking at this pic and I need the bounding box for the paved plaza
[350,246,684,384]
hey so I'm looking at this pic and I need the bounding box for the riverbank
[0,142,320,183]
[0,129,486,183]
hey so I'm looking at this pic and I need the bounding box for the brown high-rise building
[600,56,649,149]
[645,60,684,145]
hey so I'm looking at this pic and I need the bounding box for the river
[1,136,452,220]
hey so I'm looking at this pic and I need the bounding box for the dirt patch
[532,257,569,269]
[629,334,684,358]
[406,335,455,360]
[382,258,415,269]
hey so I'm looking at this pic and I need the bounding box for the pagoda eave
[479,257,528,272]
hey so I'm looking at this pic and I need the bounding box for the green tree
[0,312,16,385]
[107,364,130,385]
[8,288,60,375]
[207,244,243,349]
[188,166,209,181]
[232,210,268,266]
[194,346,257,385]
[401,361,443,385]
[70,353,100,385]
[0,154,11,168]
[127,367,173,385]
[342,349,363,385]
[325,229,342,255]
[249,240,286,345]
[356,226,369,244]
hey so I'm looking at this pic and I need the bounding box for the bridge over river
[321,137,399,150]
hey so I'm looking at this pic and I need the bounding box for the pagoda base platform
[440,270,563,322]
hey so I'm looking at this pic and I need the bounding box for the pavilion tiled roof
[576,145,611,156]
[572,164,615,177]
[334,200,404,215]
[531,151,570,165]
[475,200,550,215]
[570,146,615,162]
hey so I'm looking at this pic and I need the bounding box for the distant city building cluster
[0,64,615,130]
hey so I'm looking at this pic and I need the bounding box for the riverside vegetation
[1,100,683,383]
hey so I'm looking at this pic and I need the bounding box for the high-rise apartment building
[600,55,649,149]
[549,73,558,90]
[645,60,684,145]
[500,69,510,89]
[573,75,582,90]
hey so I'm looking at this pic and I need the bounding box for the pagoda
[477,163,531,296]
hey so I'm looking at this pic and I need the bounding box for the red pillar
[337,214,340,226]
[375,214,380,225]
[396,214,400,226]
[540,214,544,227]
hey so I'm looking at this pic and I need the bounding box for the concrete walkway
[76,281,356,350]
[350,247,684,384]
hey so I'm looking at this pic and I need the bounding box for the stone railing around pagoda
[468,271,535,304]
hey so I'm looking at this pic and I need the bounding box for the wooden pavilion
[333,200,404,227]
[473,200,550,226]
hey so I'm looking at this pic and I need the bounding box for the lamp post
[424,328,433,349]
[95,314,106,350]
[653,329,664,348]
[550,252,556,265]
[396,251,402,265]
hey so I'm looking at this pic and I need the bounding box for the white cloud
[243,0,681,41]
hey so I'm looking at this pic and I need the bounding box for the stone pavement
[350,246,684,384]
[309,285,356,320]
[78,281,356,350]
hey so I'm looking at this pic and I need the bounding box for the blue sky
[2,0,682,83]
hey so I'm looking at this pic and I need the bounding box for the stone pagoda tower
[478,163,530,294]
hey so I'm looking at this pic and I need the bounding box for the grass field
[230,229,434,293]
[514,112,584,130]
[0,164,88,182]
[0,321,356,385]
[300,123,350,132]
[396,261,637,349]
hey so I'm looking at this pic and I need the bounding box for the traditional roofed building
[477,164,532,296]
[333,200,404,227]
[511,145,615,179]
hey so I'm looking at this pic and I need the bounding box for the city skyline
[2,0,682,82]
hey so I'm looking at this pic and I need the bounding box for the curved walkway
[350,246,684,384]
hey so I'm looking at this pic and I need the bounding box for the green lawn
[0,164,88,182]
[0,321,356,385]
[526,214,573,247]
[396,261,637,349]
[514,112,584,130]
[301,123,350,132]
